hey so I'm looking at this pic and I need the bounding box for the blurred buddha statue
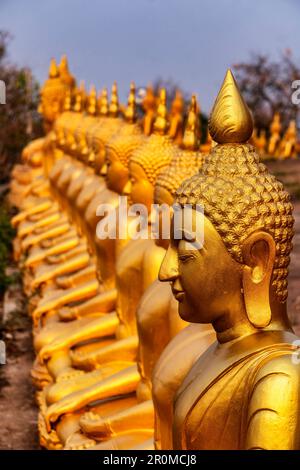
[30,84,142,334]
[29,84,145,401]
[256,129,267,156]
[168,90,184,145]
[268,112,281,156]
[142,84,156,136]
[39,57,73,134]
[12,85,89,249]
[37,89,178,447]
[63,95,213,450]
[159,70,299,450]
[10,56,73,209]
[14,82,86,253]
[10,56,76,271]
[280,120,298,159]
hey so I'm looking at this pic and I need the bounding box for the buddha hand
[58,307,77,321]
[45,394,83,431]
[79,411,112,438]
[38,338,69,362]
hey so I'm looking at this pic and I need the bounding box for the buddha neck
[213,292,292,345]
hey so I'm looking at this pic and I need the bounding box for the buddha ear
[241,231,276,328]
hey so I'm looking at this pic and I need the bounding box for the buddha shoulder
[246,353,300,450]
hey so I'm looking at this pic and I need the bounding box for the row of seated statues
[9,55,300,450]
[252,112,299,159]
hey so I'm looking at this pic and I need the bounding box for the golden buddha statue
[27,83,136,321]
[30,84,145,390]
[62,95,212,450]
[280,120,298,159]
[36,89,178,446]
[10,57,71,209]
[61,86,100,232]
[44,87,107,250]
[142,84,156,136]
[54,88,73,151]
[86,82,124,168]
[10,58,77,267]
[158,69,299,450]
[33,83,141,306]
[256,129,267,156]
[168,90,184,145]
[268,112,281,156]
[39,58,71,133]
[36,89,166,355]
[19,113,98,315]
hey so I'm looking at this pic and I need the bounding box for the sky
[1,0,300,113]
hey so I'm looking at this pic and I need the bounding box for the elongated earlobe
[242,231,276,328]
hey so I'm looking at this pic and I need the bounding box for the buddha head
[74,85,97,160]
[86,84,97,117]
[124,81,137,124]
[142,84,156,136]
[64,82,86,153]
[159,70,294,343]
[168,90,184,143]
[154,95,204,247]
[73,81,86,113]
[87,87,109,170]
[104,84,145,194]
[124,88,176,212]
[170,90,184,116]
[98,87,109,117]
[142,84,156,113]
[90,83,122,172]
[39,58,70,132]
[109,81,119,117]
[53,87,73,150]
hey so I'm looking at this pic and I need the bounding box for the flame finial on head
[87,84,97,115]
[49,58,59,79]
[153,88,169,135]
[182,95,200,151]
[99,87,109,116]
[63,88,72,111]
[171,90,184,115]
[208,69,253,144]
[142,84,156,112]
[73,81,85,112]
[109,81,119,117]
[59,54,75,87]
[124,81,137,123]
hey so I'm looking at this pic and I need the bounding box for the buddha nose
[88,151,95,166]
[101,163,108,176]
[159,246,179,282]
[122,180,132,196]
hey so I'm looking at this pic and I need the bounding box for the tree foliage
[233,50,300,132]
[0,31,42,182]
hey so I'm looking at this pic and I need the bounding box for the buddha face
[153,186,174,250]
[159,210,242,324]
[124,161,154,213]
[154,186,174,207]
[40,90,64,128]
[105,148,129,194]
[92,139,106,173]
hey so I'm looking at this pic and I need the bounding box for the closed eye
[178,252,197,263]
